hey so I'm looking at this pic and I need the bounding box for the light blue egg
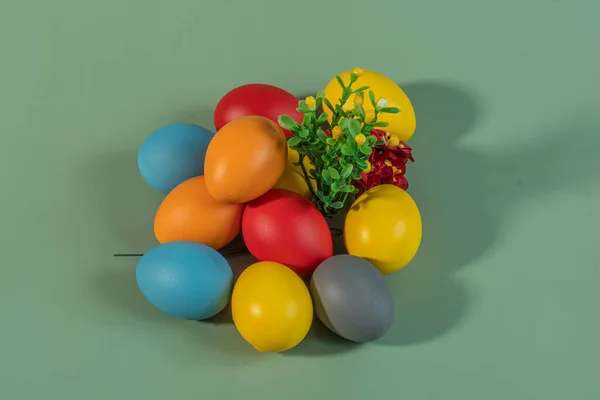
[138,123,214,194]
[136,241,233,320]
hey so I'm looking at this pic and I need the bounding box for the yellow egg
[273,148,316,199]
[344,184,422,274]
[323,69,416,142]
[231,261,313,352]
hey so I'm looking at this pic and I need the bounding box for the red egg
[214,84,303,137]
[242,189,333,278]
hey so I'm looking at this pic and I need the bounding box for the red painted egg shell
[214,84,303,137]
[241,189,333,277]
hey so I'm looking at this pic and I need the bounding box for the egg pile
[135,74,422,353]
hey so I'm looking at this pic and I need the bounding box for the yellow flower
[352,68,364,77]
[353,95,364,105]
[331,126,343,139]
[355,133,366,146]
[305,96,316,110]
[364,160,372,173]
[386,134,400,148]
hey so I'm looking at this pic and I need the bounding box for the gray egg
[309,254,395,342]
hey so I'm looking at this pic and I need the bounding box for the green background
[1,0,599,398]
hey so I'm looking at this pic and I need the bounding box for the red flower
[353,129,414,194]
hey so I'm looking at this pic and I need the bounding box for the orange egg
[204,115,288,204]
[154,175,244,250]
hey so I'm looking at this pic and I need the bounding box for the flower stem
[299,154,318,201]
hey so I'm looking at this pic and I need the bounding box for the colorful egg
[242,189,333,277]
[204,115,287,204]
[136,241,233,320]
[154,175,244,250]
[214,83,303,137]
[323,69,416,142]
[137,123,214,194]
[232,261,313,352]
[310,255,394,342]
[272,148,316,199]
[344,184,422,274]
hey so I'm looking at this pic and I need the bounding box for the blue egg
[137,123,214,194]
[136,241,233,320]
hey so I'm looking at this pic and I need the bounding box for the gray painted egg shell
[310,254,395,342]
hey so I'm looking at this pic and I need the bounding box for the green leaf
[350,71,358,82]
[335,105,346,117]
[375,139,385,146]
[341,164,353,179]
[323,98,335,112]
[298,129,309,138]
[321,154,331,163]
[354,104,365,119]
[297,100,311,113]
[365,136,377,146]
[338,116,349,130]
[321,170,332,184]
[362,124,374,133]
[335,75,345,89]
[381,107,400,114]
[317,112,329,124]
[326,138,337,145]
[302,113,312,127]
[368,90,376,107]
[316,90,326,100]
[330,201,344,209]
[278,115,298,130]
[342,86,352,99]
[339,185,355,193]
[328,167,340,180]
[352,85,370,94]
[359,145,372,155]
[356,159,368,170]
[374,121,389,127]
[287,136,301,147]
[331,180,341,191]
[316,190,327,202]
[341,144,354,156]
[339,157,348,167]
[346,119,362,138]
[317,129,329,143]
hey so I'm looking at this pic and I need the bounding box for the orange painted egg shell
[154,175,244,250]
[204,115,288,204]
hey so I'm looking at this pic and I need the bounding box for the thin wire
[113,247,248,258]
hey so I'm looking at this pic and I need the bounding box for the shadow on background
[88,262,268,366]
[403,82,489,275]
[377,81,600,346]
[87,83,599,354]
[283,318,361,357]
[377,81,483,346]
